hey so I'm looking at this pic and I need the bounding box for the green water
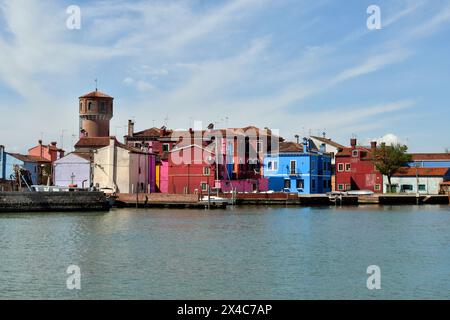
[0,205,449,299]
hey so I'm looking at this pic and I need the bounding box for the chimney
[302,137,309,152]
[371,141,377,153]
[38,140,43,145]
[350,138,357,148]
[51,141,57,146]
[128,120,134,137]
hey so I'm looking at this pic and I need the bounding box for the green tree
[374,143,412,193]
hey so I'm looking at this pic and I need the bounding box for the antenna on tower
[164,115,169,127]
[95,78,98,92]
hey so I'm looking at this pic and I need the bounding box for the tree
[374,143,412,193]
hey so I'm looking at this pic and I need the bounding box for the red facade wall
[168,146,216,194]
[335,146,383,193]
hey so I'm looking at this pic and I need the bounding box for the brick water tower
[79,89,113,137]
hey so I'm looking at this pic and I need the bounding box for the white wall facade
[93,138,151,194]
[383,175,443,194]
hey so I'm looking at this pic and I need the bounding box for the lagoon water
[0,205,449,299]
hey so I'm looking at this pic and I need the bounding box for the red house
[28,140,65,162]
[335,138,382,193]
[168,143,216,194]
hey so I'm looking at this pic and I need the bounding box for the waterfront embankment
[0,192,110,213]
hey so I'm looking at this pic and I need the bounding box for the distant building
[93,137,157,194]
[125,121,276,193]
[0,145,51,187]
[53,152,91,188]
[383,167,450,194]
[28,140,65,162]
[335,139,382,193]
[79,90,113,138]
[407,153,450,168]
[309,135,345,191]
[263,139,332,194]
[124,122,175,193]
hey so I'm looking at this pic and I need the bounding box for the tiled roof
[279,142,303,153]
[7,153,50,163]
[336,146,373,159]
[132,127,173,138]
[393,167,450,177]
[410,153,450,161]
[74,137,112,148]
[79,90,113,99]
[310,136,345,149]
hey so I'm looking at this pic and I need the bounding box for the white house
[309,135,345,191]
[93,137,155,194]
[53,152,91,188]
[383,167,450,195]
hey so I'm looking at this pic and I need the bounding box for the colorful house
[124,122,175,193]
[125,121,276,193]
[263,140,332,194]
[335,139,382,193]
[383,167,450,194]
[0,145,51,187]
[93,137,157,194]
[28,140,65,162]
[53,152,91,188]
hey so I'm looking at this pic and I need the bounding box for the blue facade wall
[0,153,39,185]
[407,161,450,168]
[264,152,332,194]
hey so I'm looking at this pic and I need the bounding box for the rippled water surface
[1,205,449,299]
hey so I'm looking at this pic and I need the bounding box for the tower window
[88,102,92,111]
[79,102,83,111]
[100,102,106,113]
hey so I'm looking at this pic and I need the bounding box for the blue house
[263,139,332,194]
[0,145,50,187]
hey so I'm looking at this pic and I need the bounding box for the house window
[311,179,316,190]
[346,184,351,190]
[296,179,304,189]
[352,150,359,157]
[267,161,273,171]
[374,184,381,191]
[338,184,344,190]
[290,160,296,175]
[401,184,413,192]
[201,182,208,191]
[418,184,426,191]
[284,179,291,189]
[203,167,210,176]
[311,161,315,171]
[162,144,170,152]
[345,163,351,172]
[323,162,326,171]
[338,163,344,172]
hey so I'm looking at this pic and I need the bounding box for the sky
[0,0,449,153]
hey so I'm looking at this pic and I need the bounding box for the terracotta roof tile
[279,142,303,153]
[410,153,450,161]
[394,167,450,177]
[79,90,113,99]
[7,153,50,163]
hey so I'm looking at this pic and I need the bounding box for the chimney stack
[128,120,134,137]
[371,141,377,152]
[350,138,357,148]
[51,142,57,146]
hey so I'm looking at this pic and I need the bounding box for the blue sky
[0,0,449,153]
